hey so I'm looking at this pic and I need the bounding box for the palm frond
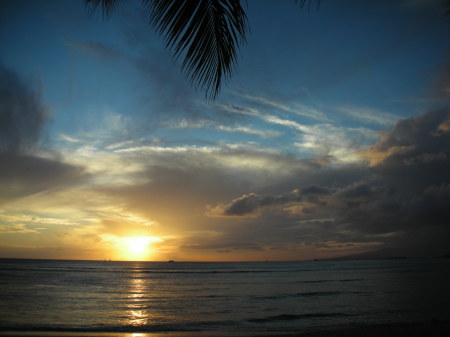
[295,0,320,11]
[84,0,124,18]
[147,0,248,100]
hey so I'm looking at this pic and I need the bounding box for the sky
[1,0,449,262]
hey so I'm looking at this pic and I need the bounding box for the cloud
[295,124,378,162]
[302,185,332,196]
[362,108,450,178]
[163,118,282,139]
[65,36,201,132]
[59,134,83,143]
[209,186,333,217]
[0,223,37,234]
[3,102,448,259]
[64,142,338,258]
[217,103,309,133]
[337,105,399,126]
[235,92,330,122]
[333,108,450,249]
[207,108,450,257]
[0,65,87,205]
[431,50,450,101]
[0,153,87,204]
[0,65,49,153]
[218,102,379,162]
[352,109,450,231]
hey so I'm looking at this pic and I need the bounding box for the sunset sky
[1,0,449,261]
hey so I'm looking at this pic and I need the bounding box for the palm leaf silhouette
[85,0,247,100]
[295,0,320,11]
[85,0,123,17]
[149,0,247,100]
[84,0,319,99]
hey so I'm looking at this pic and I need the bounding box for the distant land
[334,245,450,261]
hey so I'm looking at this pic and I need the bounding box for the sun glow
[115,236,162,261]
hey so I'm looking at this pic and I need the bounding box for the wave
[297,278,364,283]
[0,324,187,333]
[0,319,239,333]
[295,291,343,297]
[257,290,370,300]
[248,312,351,323]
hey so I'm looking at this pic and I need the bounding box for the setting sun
[115,236,162,261]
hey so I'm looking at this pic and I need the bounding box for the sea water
[0,258,449,334]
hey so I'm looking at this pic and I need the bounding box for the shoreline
[1,321,449,337]
[264,320,450,337]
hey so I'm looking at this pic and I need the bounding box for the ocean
[0,258,449,335]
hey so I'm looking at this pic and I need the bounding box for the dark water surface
[0,258,449,334]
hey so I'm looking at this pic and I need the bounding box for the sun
[117,236,162,261]
[125,237,149,255]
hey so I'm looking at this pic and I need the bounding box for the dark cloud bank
[211,108,450,258]
[0,65,85,204]
[0,65,48,153]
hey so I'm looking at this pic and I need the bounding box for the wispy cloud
[59,134,82,143]
[163,118,281,139]
[105,140,137,150]
[337,106,399,126]
[218,103,310,133]
[216,125,281,138]
[235,92,330,122]
[0,224,38,234]
[218,103,378,162]
[0,213,79,226]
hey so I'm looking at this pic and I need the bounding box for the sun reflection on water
[126,276,149,326]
